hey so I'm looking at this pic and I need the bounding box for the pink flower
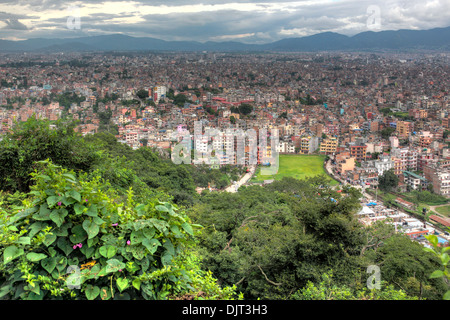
[111,223,118,227]
[73,245,77,249]
[85,199,88,202]
[57,201,62,206]
[77,243,82,248]
[127,240,131,245]
[119,269,122,272]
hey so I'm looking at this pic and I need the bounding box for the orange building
[350,145,367,162]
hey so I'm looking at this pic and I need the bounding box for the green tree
[0,117,99,193]
[293,271,418,300]
[380,127,395,140]
[136,89,149,100]
[189,177,366,299]
[238,104,253,116]
[372,234,447,300]
[378,169,399,193]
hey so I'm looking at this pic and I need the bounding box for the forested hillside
[0,118,447,300]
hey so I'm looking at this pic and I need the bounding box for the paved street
[225,165,256,193]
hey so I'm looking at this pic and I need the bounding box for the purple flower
[57,201,62,206]
[111,223,118,227]
[127,240,131,245]
[85,199,88,202]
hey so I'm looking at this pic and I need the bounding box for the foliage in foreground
[424,232,450,300]
[0,160,239,300]
[293,271,418,300]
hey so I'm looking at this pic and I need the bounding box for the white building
[153,86,167,102]
[374,155,394,176]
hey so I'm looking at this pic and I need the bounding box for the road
[224,165,256,193]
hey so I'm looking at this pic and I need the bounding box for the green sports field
[252,154,339,185]
[434,205,450,217]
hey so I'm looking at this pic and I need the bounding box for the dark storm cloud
[0,0,448,42]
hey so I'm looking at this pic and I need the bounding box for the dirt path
[427,203,449,218]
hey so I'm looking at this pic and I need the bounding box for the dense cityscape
[1,51,450,238]
[0,1,450,305]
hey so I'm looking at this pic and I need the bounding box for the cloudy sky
[0,0,449,43]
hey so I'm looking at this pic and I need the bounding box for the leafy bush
[424,233,450,300]
[0,160,237,300]
[293,271,418,300]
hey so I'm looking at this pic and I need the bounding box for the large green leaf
[74,203,85,215]
[99,245,117,259]
[149,218,168,233]
[444,290,450,300]
[43,233,57,247]
[126,245,146,260]
[142,238,161,254]
[49,208,68,227]
[33,204,51,221]
[80,245,96,259]
[9,207,37,223]
[161,252,173,266]
[130,230,144,245]
[82,220,99,239]
[28,222,47,238]
[105,259,126,274]
[132,278,141,290]
[181,222,194,236]
[46,196,61,208]
[41,257,57,273]
[69,225,88,244]
[26,252,47,262]
[155,205,170,213]
[67,190,81,203]
[143,227,156,239]
[429,270,445,279]
[57,237,73,256]
[100,287,112,300]
[85,204,98,217]
[62,197,76,206]
[15,237,31,245]
[54,222,72,237]
[55,256,67,272]
[85,285,100,300]
[3,246,24,265]
[116,278,129,293]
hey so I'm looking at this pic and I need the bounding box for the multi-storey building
[373,155,394,176]
[432,171,450,197]
[403,171,429,191]
[299,136,319,154]
[396,121,414,139]
[320,137,338,155]
[350,144,367,162]
[419,131,433,148]
[391,148,418,173]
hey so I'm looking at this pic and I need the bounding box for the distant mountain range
[0,26,449,52]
